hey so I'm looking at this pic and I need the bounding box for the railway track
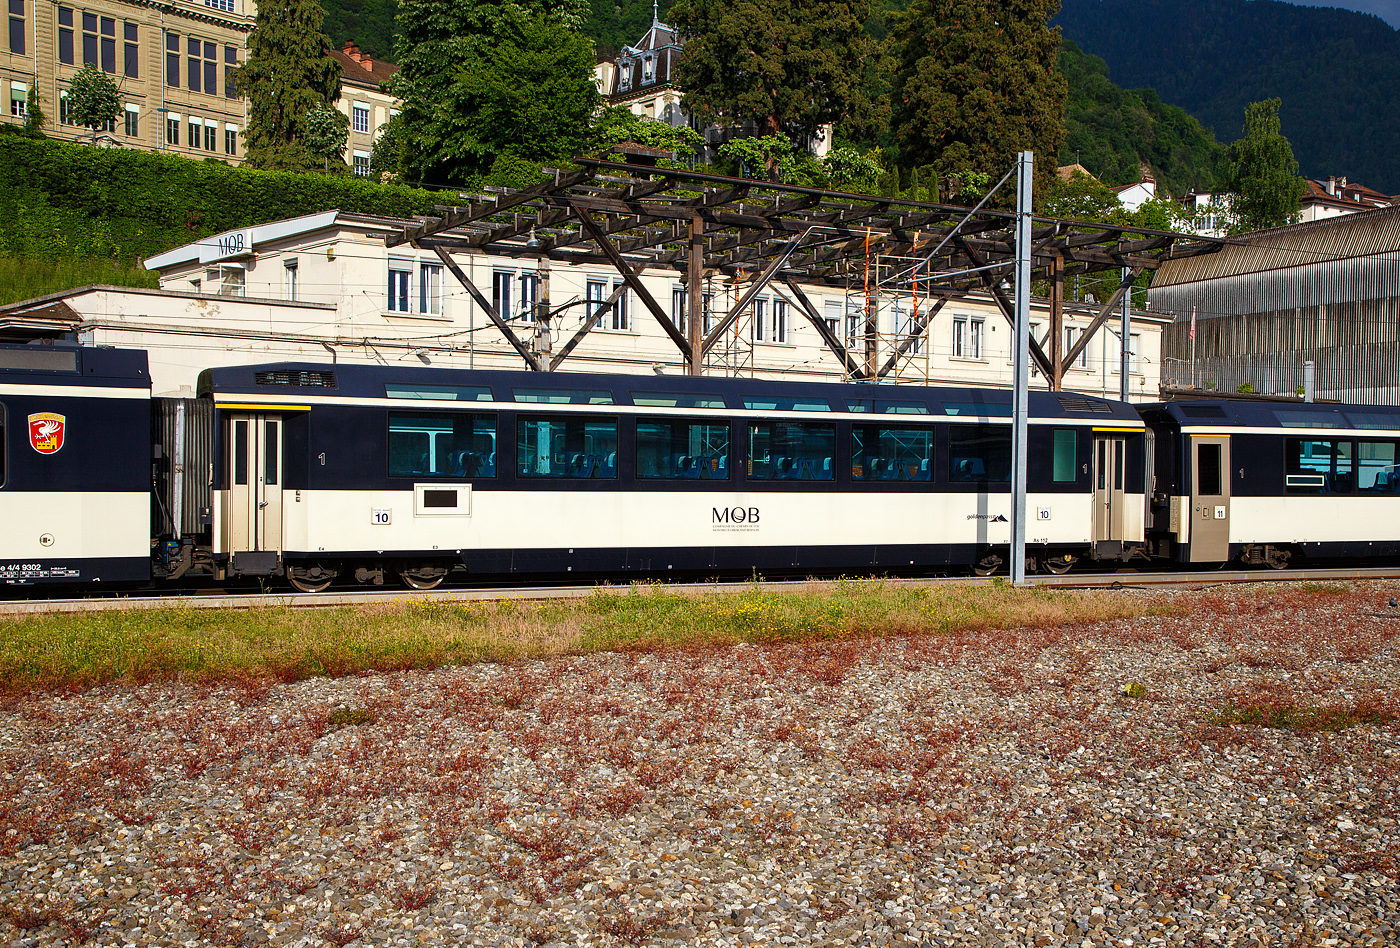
[3,565,1399,615]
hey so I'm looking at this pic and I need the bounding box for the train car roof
[0,343,149,387]
[199,362,1143,422]
[1144,398,1400,431]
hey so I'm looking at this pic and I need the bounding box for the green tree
[1040,168,1120,220]
[23,82,46,138]
[892,0,1066,195]
[66,65,121,144]
[387,0,592,184]
[1223,98,1307,235]
[590,107,705,160]
[821,146,884,192]
[669,0,874,177]
[303,103,350,172]
[235,0,342,171]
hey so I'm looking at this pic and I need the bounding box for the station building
[0,210,1170,398]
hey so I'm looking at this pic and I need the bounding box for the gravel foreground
[2,583,1398,948]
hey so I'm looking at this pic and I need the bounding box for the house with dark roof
[1300,175,1394,223]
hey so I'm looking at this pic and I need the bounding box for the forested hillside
[1055,0,1400,193]
[1057,40,1224,194]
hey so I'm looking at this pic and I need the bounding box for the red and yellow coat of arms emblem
[28,413,66,454]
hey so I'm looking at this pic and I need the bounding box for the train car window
[631,391,727,409]
[851,427,933,481]
[388,412,497,478]
[1274,410,1345,428]
[512,388,613,405]
[742,397,832,412]
[942,402,1011,417]
[1096,440,1106,490]
[747,421,836,480]
[948,425,1011,482]
[1052,429,1077,482]
[233,419,248,486]
[516,416,618,478]
[0,404,5,488]
[0,348,78,372]
[264,421,278,486]
[1115,439,1124,490]
[845,398,930,415]
[1359,442,1398,491]
[1286,438,1355,492]
[636,419,730,479]
[1197,443,1223,495]
[1346,413,1400,430]
[386,383,493,402]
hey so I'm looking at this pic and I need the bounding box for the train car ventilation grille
[254,370,337,389]
[1180,405,1227,418]
[1055,395,1113,414]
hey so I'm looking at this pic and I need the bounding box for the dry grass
[0,580,1171,693]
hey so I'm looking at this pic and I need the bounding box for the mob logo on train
[28,413,66,454]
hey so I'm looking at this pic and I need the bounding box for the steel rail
[3,566,1398,616]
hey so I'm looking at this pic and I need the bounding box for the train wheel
[973,553,1004,577]
[288,564,337,593]
[1265,546,1292,570]
[1043,554,1077,575]
[399,566,448,590]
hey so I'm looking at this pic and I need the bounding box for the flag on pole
[1189,305,1196,341]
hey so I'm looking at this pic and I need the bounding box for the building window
[419,263,442,315]
[58,6,73,63]
[519,273,539,324]
[188,116,199,148]
[587,279,607,323]
[953,316,984,359]
[672,286,687,336]
[284,259,298,301]
[187,37,215,92]
[124,104,138,137]
[492,270,512,320]
[165,32,179,87]
[9,83,25,117]
[165,112,180,145]
[8,0,24,56]
[123,21,138,77]
[823,300,841,339]
[82,12,97,66]
[1066,327,1088,368]
[352,103,369,133]
[773,298,787,343]
[752,298,766,342]
[219,265,245,297]
[203,41,216,94]
[388,263,411,312]
[206,0,234,11]
[223,46,237,98]
[59,92,72,125]
[203,122,215,151]
[352,151,369,176]
[606,280,628,330]
[100,16,115,73]
[643,55,654,81]
[224,125,237,155]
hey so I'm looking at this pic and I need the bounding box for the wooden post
[1049,254,1064,391]
[687,213,704,376]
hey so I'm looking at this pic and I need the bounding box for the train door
[1189,436,1230,562]
[224,413,283,559]
[1092,434,1128,541]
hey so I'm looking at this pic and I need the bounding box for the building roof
[1056,164,1096,182]
[331,42,399,89]
[1301,176,1393,211]
[600,7,683,101]
[1153,202,1400,288]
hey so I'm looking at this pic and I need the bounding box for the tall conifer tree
[236,0,342,171]
[1223,98,1307,234]
[892,0,1066,195]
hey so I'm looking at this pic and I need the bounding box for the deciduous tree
[235,0,342,171]
[66,65,121,144]
[303,103,350,172]
[892,0,1066,195]
[387,0,594,184]
[1223,98,1307,234]
[668,0,874,177]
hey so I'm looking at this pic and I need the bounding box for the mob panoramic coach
[2,343,1398,591]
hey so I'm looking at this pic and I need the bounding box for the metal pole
[1011,150,1033,586]
[1303,360,1315,402]
[1120,266,1131,401]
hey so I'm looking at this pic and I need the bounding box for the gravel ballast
[2,582,1397,947]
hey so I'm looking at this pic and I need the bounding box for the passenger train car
[1,344,1149,591]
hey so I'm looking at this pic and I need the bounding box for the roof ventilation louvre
[1056,395,1113,414]
[254,370,337,389]
[1180,405,1228,418]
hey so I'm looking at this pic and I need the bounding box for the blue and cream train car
[0,344,152,585]
[1141,399,1400,567]
[200,362,1149,589]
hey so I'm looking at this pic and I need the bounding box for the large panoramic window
[747,421,835,481]
[852,426,933,482]
[949,425,1011,482]
[517,416,618,478]
[388,412,496,478]
[637,419,729,479]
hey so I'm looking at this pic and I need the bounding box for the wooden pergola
[386,152,1226,388]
